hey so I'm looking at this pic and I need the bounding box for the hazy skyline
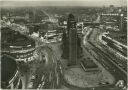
[0,0,127,7]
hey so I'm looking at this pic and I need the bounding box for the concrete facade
[67,14,77,66]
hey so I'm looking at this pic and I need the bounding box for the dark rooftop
[1,54,17,83]
[81,58,98,69]
[1,27,35,51]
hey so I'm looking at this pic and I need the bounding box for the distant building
[67,14,77,66]
[9,16,28,24]
[77,22,83,38]
[109,5,115,13]
[119,13,127,32]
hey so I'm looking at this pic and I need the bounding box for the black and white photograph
[0,0,127,89]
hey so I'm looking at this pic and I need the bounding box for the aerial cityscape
[1,0,127,90]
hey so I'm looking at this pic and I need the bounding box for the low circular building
[1,27,36,62]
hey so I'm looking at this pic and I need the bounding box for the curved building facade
[1,27,36,62]
[1,54,22,89]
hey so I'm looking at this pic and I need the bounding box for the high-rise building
[67,14,77,65]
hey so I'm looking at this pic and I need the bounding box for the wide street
[83,27,127,85]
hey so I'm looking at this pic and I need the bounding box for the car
[28,82,33,88]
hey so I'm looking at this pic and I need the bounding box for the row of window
[16,52,33,59]
[11,48,35,53]
[16,55,34,62]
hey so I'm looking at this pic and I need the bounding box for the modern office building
[67,14,77,66]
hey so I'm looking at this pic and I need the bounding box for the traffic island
[60,56,115,89]
[63,65,114,88]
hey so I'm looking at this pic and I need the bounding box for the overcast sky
[0,0,127,7]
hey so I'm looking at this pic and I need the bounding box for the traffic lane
[82,44,127,89]
[17,61,33,89]
[48,43,79,89]
[88,42,127,85]
[91,40,127,72]
[20,72,30,89]
[89,28,127,68]
[36,46,55,67]
[31,36,62,88]
[89,40,126,73]
[93,41,127,72]
[100,45,127,71]
[87,29,127,72]
[32,46,54,88]
[48,43,64,88]
[35,46,62,89]
[51,51,63,88]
